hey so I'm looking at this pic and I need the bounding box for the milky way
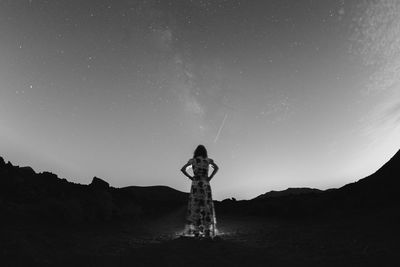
[1,0,399,200]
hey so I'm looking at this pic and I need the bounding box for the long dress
[185,156,217,237]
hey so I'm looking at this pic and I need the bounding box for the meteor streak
[214,113,228,143]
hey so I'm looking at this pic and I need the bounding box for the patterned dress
[185,156,217,237]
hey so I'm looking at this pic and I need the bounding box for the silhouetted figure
[181,144,219,238]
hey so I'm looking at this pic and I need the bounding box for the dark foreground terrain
[1,209,399,266]
[1,149,400,266]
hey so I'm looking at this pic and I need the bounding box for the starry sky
[1,0,400,200]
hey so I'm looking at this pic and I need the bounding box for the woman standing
[180,145,219,238]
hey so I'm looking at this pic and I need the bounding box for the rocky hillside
[1,148,399,223]
[216,148,400,217]
[253,187,322,200]
[0,157,187,224]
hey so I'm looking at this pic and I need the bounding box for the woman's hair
[193,144,208,158]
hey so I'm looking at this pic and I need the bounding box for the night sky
[1,0,400,200]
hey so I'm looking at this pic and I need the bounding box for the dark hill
[216,148,400,218]
[324,148,400,210]
[121,185,187,203]
[253,187,322,200]
[338,148,400,194]
[1,148,399,222]
[0,156,187,224]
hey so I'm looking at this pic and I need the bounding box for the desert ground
[1,206,398,267]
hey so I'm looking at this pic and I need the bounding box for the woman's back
[189,156,213,178]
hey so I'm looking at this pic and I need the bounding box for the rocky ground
[1,206,398,267]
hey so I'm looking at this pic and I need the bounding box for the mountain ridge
[1,148,399,222]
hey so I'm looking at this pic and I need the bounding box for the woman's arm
[180,162,193,180]
[208,161,219,181]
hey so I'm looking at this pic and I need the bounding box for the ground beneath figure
[1,209,399,267]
